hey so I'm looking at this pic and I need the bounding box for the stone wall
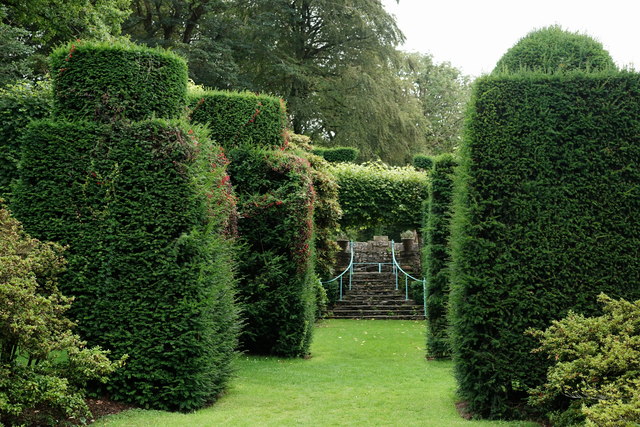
[335,235,421,275]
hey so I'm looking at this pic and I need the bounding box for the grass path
[96,320,536,426]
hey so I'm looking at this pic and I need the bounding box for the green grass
[95,320,536,426]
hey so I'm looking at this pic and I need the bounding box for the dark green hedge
[228,148,316,357]
[494,26,616,74]
[189,90,287,149]
[12,118,239,411]
[50,41,187,122]
[311,147,359,163]
[0,81,52,199]
[330,162,429,231]
[423,154,457,359]
[413,154,433,171]
[450,72,640,419]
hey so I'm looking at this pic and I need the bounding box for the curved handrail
[321,241,354,301]
[391,240,426,317]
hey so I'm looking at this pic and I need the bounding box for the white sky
[381,0,640,78]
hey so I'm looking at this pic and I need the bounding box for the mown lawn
[96,319,536,426]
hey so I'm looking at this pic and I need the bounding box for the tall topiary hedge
[188,89,288,149]
[12,41,239,411]
[50,40,187,122]
[228,148,316,356]
[330,161,429,231]
[0,81,52,199]
[189,90,317,357]
[450,71,640,419]
[423,154,457,359]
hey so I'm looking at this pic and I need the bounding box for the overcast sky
[381,0,640,78]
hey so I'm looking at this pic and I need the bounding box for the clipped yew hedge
[413,154,433,171]
[228,148,316,357]
[50,40,187,122]
[423,154,457,359]
[450,71,640,418]
[12,42,238,411]
[188,89,287,149]
[0,81,52,199]
[311,147,359,163]
[330,162,429,231]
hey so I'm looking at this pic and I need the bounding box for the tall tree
[0,0,130,84]
[123,0,243,88]
[403,52,470,154]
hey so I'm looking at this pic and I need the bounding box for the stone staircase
[329,270,425,320]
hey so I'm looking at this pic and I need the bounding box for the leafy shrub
[330,161,429,231]
[494,26,616,74]
[529,294,640,426]
[288,133,342,280]
[412,154,433,171]
[50,40,187,122]
[0,204,123,426]
[0,80,52,198]
[188,89,288,149]
[228,147,316,357]
[311,147,359,163]
[423,154,457,359]
[13,119,239,411]
[450,72,640,418]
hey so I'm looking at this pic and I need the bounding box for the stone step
[330,315,425,320]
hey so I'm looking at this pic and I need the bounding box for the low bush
[529,294,640,426]
[412,154,433,171]
[330,161,429,231]
[311,147,359,163]
[0,204,123,426]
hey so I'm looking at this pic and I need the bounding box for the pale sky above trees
[382,0,640,77]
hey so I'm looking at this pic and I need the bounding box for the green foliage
[0,6,36,88]
[0,204,123,426]
[330,161,429,231]
[188,89,287,149]
[228,147,316,357]
[423,154,457,359]
[529,294,640,426]
[288,133,342,281]
[412,154,433,171]
[12,118,239,411]
[494,26,617,74]
[50,40,188,122]
[450,71,640,419]
[0,80,52,199]
[311,147,359,163]
[403,52,471,154]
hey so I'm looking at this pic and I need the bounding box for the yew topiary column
[12,41,238,411]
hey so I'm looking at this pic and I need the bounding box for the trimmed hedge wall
[330,162,429,231]
[228,148,316,357]
[0,81,52,199]
[13,119,239,410]
[413,154,433,171]
[12,42,238,411]
[450,71,640,418]
[423,154,457,359]
[50,41,187,122]
[188,89,288,149]
[311,147,359,163]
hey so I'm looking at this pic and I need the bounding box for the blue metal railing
[390,240,427,317]
[321,241,354,301]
